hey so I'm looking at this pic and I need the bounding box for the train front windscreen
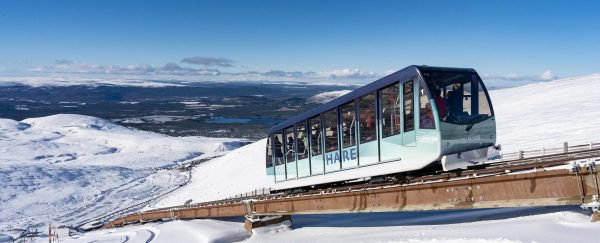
[420,70,493,125]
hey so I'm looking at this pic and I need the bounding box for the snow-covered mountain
[0,114,246,237]
[0,76,186,88]
[2,114,240,168]
[2,73,600,242]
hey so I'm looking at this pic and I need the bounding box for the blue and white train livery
[265,65,497,191]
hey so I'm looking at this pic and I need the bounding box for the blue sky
[1,0,599,84]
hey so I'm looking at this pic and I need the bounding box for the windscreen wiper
[465,114,485,132]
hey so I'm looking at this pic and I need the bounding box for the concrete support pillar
[244,215,292,233]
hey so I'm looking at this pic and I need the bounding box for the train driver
[446,83,467,122]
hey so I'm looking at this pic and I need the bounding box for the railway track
[102,143,600,231]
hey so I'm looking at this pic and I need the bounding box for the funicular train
[265,65,498,191]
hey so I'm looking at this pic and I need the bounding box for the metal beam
[253,169,597,215]
[103,167,600,229]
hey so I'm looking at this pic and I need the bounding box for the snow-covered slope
[491,73,600,152]
[2,114,238,168]
[156,74,600,208]
[151,138,273,207]
[61,208,600,243]
[3,73,600,242]
[0,114,245,238]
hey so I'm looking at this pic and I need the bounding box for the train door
[296,120,311,177]
[309,115,325,175]
[341,101,358,169]
[357,92,378,165]
[402,80,417,146]
[324,108,341,172]
[379,82,403,161]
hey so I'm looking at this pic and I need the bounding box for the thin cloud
[27,60,388,83]
[262,70,313,78]
[180,56,235,67]
[29,60,221,76]
[317,68,380,79]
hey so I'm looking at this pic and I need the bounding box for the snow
[61,219,248,243]
[248,209,599,243]
[54,208,600,243]
[0,76,185,87]
[3,73,600,242]
[2,114,239,168]
[149,138,273,207]
[0,114,245,240]
[491,73,600,152]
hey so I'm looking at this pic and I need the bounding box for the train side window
[341,101,356,148]
[273,131,285,180]
[358,92,377,144]
[419,81,435,129]
[296,121,308,160]
[309,115,322,156]
[403,80,415,132]
[324,108,338,152]
[284,126,296,164]
[380,82,400,137]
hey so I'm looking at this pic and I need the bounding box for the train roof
[268,65,477,134]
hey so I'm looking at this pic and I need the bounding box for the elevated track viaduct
[102,143,600,232]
